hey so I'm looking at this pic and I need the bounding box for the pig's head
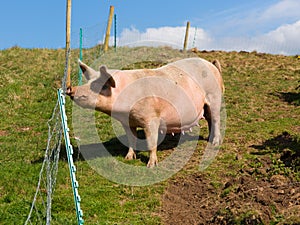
[66,60,116,111]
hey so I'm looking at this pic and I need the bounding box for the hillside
[0,46,299,224]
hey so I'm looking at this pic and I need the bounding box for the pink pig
[66,57,224,168]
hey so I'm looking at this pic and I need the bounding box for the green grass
[0,46,299,224]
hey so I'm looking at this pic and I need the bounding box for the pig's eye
[78,95,88,100]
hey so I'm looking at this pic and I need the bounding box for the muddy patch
[161,172,300,224]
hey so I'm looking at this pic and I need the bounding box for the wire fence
[24,49,71,225]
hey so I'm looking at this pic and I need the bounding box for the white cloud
[206,20,300,55]
[266,20,300,43]
[258,20,300,54]
[206,0,300,39]
[115,26,211,49]
[208,0,300,55]
[261,0,300,21]
[112,20,300,55]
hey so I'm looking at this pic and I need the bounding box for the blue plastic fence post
[114,14,117,51]
[58,89,84,225]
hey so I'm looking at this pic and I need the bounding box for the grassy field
[0,46,299,224]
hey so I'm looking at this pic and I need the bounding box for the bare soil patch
[161,171,300,224]
[0,130,8,136]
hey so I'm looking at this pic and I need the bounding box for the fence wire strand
[25,49,70,225]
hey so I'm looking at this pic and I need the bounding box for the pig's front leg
[144,118,160,168]
[123,125,137,160]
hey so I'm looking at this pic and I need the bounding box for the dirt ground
[160,165,300,225]
[158,126,300,225]
[159,132,300,224]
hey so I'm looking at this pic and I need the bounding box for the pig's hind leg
[123,126,137,160]
[205,96,222,146]
[204,103,212,137]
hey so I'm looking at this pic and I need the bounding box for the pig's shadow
[272,91,300,106]
[250,131,300,170]
[79,130,205,164]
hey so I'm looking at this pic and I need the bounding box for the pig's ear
[100,66,116,88]
[78,59,99,80]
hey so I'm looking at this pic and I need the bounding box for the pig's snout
[66,86,74,100]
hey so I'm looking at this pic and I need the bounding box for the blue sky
[1,0,300,54]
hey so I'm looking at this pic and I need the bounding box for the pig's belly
[158,106,204,134]
[124,93,205,132]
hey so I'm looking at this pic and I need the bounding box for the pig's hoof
[212,137,221,146]
[209,135,221,146]
[125,152,136,160]
[147,159,158,168]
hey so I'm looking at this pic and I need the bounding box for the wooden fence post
[66,0,72,87]
[183,21,190,51]
[104,5,115,52]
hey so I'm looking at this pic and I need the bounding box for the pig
[66,57,224,168]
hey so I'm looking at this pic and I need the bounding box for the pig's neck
[95,96,113,115]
